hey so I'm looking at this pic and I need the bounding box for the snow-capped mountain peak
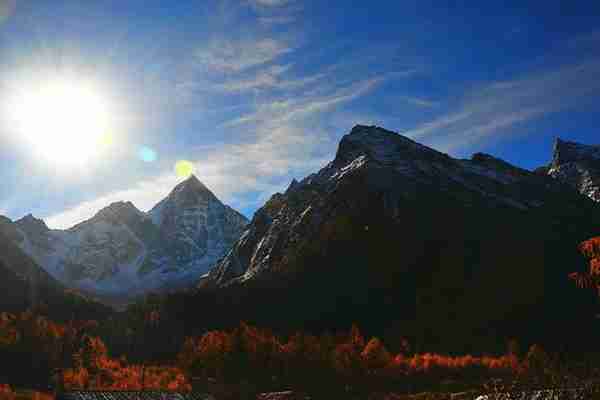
[2,175,248,307]
[170,174,215,200]
[85,201,145,226]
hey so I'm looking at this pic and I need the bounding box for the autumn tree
[569,237,600,295]
[361,337,392,372]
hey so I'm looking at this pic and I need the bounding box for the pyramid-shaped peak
[186,173,201,184]
[160,174,221,210]
[172,174,212,195]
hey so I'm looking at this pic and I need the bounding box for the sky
[0,0,599,228]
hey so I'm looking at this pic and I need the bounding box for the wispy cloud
[47,70,388,229]
[400,96,438,108]
[194,38,293,73]
[250,0,293,6]
[208,64,326,93]
[258,15,297,25]
[46,175,178,229]
[405,57,600,152]
[39,0,417,228]
[221,76,385,128]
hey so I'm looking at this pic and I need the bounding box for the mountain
[182,125,600,353]
[545,138,600,202]
[2,175,248,306]
[0,216,111,319]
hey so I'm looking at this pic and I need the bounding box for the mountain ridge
[207,125,593,287]
[547,137,600,201]
[0,174,248,306]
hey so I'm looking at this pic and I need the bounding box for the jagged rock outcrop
[548,138,600,201]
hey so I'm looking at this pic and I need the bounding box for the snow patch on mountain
[4,175,248,305]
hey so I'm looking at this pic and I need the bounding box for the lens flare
[139,147,157,162]
[100,133,114,147]
[175,160,195,178]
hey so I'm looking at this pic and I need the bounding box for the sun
[7,78,114,166]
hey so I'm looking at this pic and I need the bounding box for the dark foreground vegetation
[1,237,599,399]
[1,312,600,399]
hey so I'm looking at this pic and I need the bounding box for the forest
[0,237,598,399]
[0,311,599,399]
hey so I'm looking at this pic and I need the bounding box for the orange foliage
[63,334,191,391]
[591,258,600,275]
[177,322,525,385]
[0,310,190,392]
[580,237,600,259]
[570,238,600,292]
[0,384,15,400]
[390,353,520,375]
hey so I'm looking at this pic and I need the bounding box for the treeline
[1,310,598,396]
[176,322,580,395]
[0,311,189,391]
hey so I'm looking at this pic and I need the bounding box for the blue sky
[0,0,599,228]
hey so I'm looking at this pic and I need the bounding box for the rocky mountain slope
[543,138,600,201]
[0,175,247,306]
[188,125,600,352]
[0,216,111,319]
[206,125,598,286]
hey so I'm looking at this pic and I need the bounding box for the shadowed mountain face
[0,175,248,307]
[547,138,600,202]
[0,224,111,320]
[177,125,600,352]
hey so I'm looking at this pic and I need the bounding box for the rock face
[548,138,600,202]
[197,125,600,351]
[146,175,248,278]
[208,126,595,286]
[1,175,247,306]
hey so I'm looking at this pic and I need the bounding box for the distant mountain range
[0,124,598,331]
[0,216,111,319]
[0,175,247,306]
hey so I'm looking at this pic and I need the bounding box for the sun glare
[7,78,114,166]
